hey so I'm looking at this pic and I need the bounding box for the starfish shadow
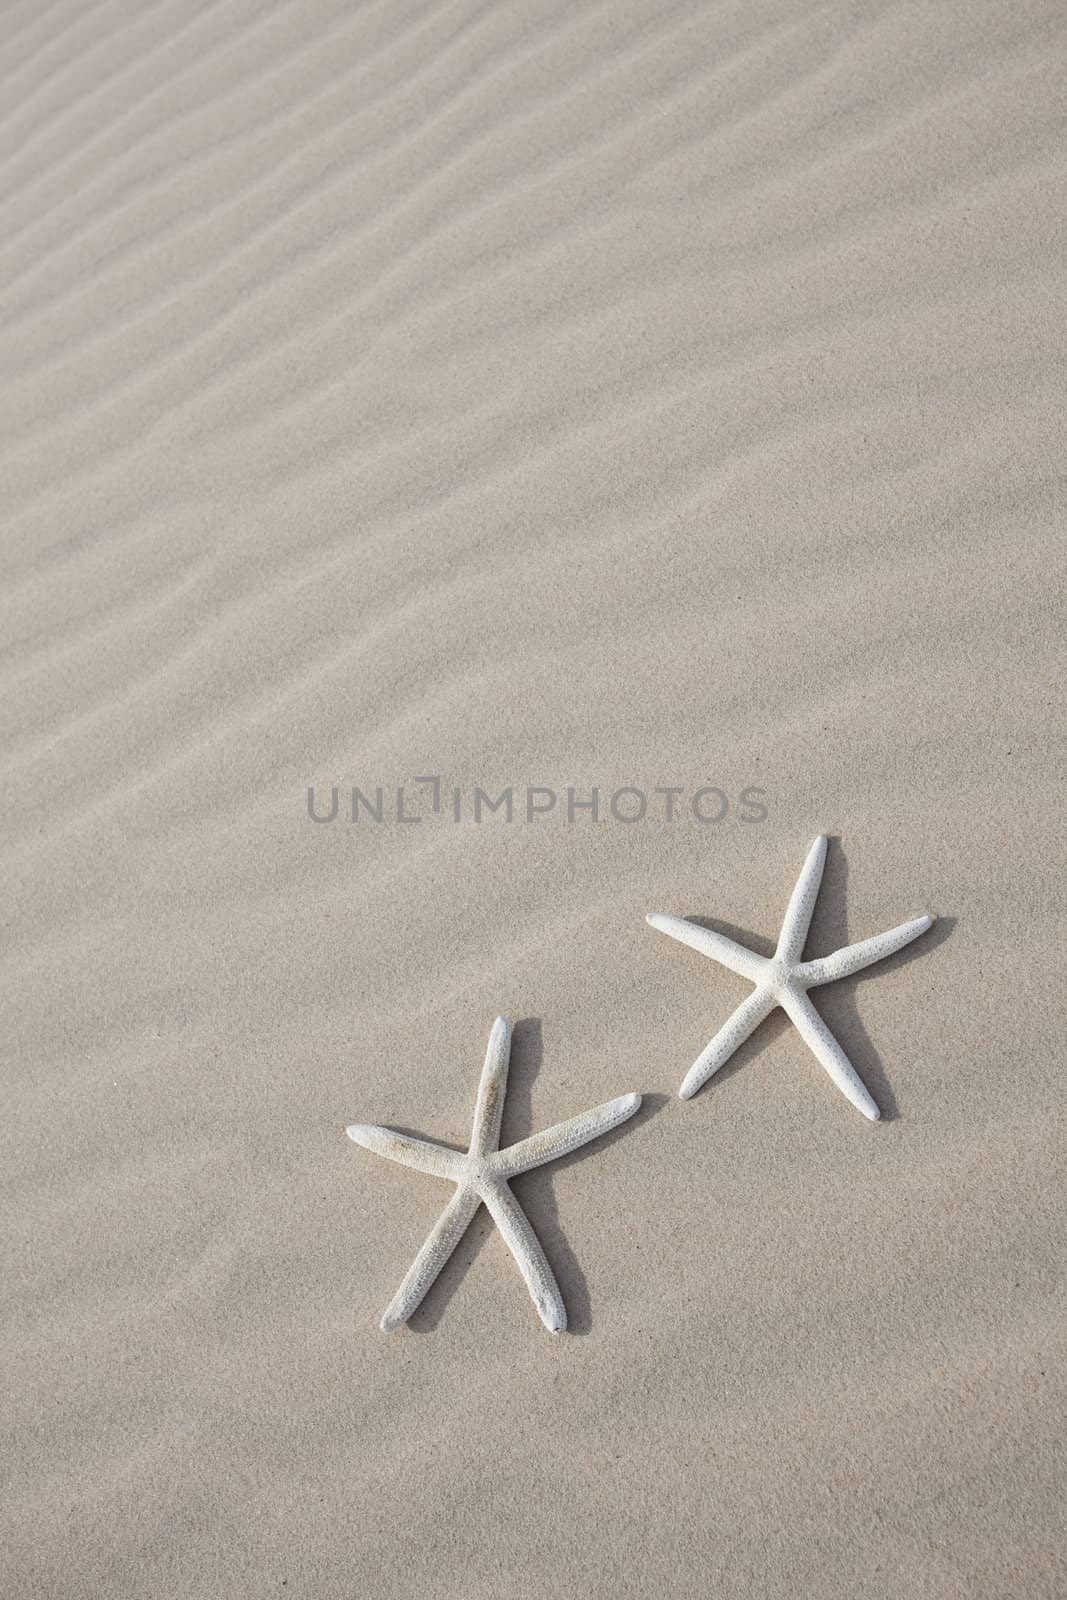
[503,1021,666,1335]
[403,1214,496,1334]
[802,837,954,1122]
[682,837,953,1122]
[407,1019,663,1335]
[391,1122,489,1333]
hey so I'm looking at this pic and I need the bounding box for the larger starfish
[346,1017,640,1333]
[647,835,933,1119]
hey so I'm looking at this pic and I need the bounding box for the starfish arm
[379,1185,482,1331]
[646,913,766,983]
[346,1124,466,1182]
[775,834,828,962]
[494,1093,641,1178]
[470,1015,511,1156]
[481,1179,566,1334]
[780,989,880,1121]
[678,987,777,1100]
[796,915,934,986]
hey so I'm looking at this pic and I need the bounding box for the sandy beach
[2,1,1064,1595]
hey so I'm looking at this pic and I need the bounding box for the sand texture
[2,1,1065,1596]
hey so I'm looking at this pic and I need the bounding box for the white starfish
[647,835,933,1119]
[346,1017,640,1333]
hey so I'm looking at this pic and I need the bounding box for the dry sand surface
[2,1,1065,1595]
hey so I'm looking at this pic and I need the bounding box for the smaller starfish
[347,1017,640,1333]
[647,835,933,1118]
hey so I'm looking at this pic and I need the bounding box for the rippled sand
[2,2,1064,1595]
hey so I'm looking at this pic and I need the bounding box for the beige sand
[2,1,1064,1595]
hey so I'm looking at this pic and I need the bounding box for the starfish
[647,835,933,1119]
[346,1017,640,1333]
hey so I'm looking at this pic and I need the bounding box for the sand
[2,1,1064,1595]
